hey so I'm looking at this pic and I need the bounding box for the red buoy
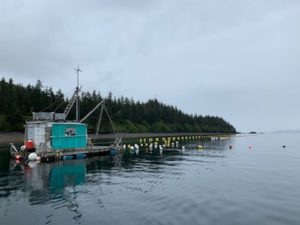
[15,154,21,160]
[25,140,34,150]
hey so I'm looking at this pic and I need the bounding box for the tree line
[0,78,236,133]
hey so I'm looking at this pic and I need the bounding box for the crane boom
[80,99,105,123]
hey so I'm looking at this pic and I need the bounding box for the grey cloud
[0,0,299,132]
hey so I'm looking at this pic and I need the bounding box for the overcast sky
[1,0,299,132]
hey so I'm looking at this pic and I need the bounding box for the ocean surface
[1,133,300,225]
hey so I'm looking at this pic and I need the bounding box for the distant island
[272,129,300,134]
[0,78,236,134]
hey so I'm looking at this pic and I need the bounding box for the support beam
[96,105,104,135]
[80,99,105,123]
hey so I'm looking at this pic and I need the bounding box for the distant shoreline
[0,132,24,145]
[0,132,235,146]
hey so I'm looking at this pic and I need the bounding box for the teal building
[51,123,87,150]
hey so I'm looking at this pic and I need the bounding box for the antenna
[74,65,83,121]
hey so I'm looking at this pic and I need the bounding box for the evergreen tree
[0,77,236,133]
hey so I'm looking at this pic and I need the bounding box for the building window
[65,128,76,136]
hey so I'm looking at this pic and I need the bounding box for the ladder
[64,86,81,117]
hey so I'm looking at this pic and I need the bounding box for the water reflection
[0,136,234,224]
[2,137,231,197]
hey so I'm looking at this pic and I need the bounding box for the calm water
[1,133,300,225]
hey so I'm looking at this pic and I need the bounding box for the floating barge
[10,69,122,162]
[11,111,122,162]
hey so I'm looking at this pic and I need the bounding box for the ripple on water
[1,134,300,225]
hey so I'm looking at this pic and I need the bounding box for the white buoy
[123,144,126,150]
[149,143,153,151]
[182,146,185,152]
[134,144,140,155]
[28,152,38,161]
[130,146,135,154]
[20,145,26,151]
[159,145,163,155]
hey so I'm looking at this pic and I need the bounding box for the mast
[75,66,83,121]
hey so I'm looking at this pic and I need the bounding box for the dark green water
[1,134,300,225]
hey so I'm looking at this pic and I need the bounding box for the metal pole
[75,66,82,121]
[76,68,79,121]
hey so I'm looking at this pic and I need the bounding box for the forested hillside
[0,78,236,133]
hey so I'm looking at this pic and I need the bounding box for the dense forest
[0,78,236,133]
